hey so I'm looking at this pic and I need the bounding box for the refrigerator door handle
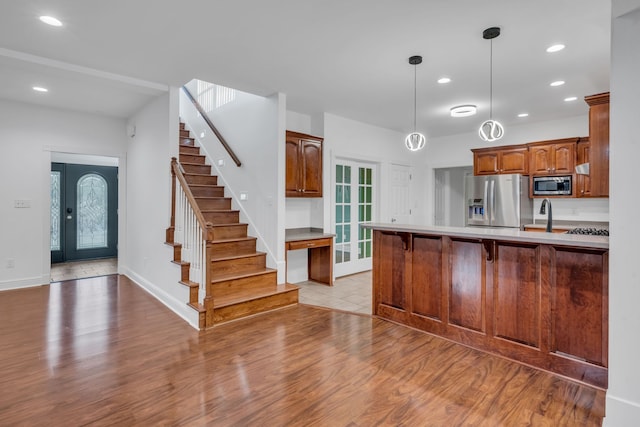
[490,180,496,225]
[483,180,489,221]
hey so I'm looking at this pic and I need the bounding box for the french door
[51,163,118,263]
[334,160,376,277]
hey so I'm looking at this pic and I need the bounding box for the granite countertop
[525,220,609,230]
[285,227,335,242]
[364,223,608,249]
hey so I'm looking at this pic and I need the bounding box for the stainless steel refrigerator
[464,174,532,228]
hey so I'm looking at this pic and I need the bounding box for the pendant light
[405,55,426,151]
[478,27,504,142]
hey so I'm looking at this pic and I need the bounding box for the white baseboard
[603,394,640,426]
[122,267,199,330]
[0,275,49,292]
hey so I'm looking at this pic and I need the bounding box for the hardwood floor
[0,275,603,426]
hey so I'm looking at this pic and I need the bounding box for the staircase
[166,123,298,329]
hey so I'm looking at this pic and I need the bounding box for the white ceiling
[0,1,611,138]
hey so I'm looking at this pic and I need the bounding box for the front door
[51,163,118,263]
[334,160,376,277]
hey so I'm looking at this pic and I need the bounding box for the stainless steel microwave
[532,175,572,196]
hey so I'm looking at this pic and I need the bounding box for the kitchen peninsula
[367,223,608,389]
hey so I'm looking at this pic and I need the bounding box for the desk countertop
[285,228,334,243]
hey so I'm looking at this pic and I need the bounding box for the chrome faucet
[539,198,553,232]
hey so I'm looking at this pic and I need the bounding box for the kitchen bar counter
[364,223,608,249]
[369,223,608,389]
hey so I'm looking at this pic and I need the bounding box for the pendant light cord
[413,63,417,132]
[489,38,493,120]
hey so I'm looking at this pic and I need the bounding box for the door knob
[66,207,73,213]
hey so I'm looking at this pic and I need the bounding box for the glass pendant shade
[405,132,426,151]
[478,119,504,142]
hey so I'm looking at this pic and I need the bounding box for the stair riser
[210,239,257,257]
[180,138,195,146]
[203,211,239,224]
[211,254,266,278]
[210,271,277,298]
[185,175,219,186]
[195,198,232,210]
[179,145,200,155]
[208,225,248,240]
[180,154,206,165]
[190,186,223,197]
[180,122,185,130]
[212,289,298,324]
[182,164,211,175]
[180,129,190,137]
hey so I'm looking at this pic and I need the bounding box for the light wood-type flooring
[0,275,603,426]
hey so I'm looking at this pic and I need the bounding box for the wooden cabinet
[472,145,529,175]
[285,131,323,197]
[372,229,609,389]
[585,93,610,197]
[576,138,591,197]
[528,138,577,175]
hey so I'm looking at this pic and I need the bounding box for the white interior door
[389,164,413,224]
[334,160,376,277]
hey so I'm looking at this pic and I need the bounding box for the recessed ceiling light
[546,44,565,53]
[32,86,49,92]
[517,113,529,118]
[450,105,477,117]
[39,16,63,27]
[437,77,451,84]
[564,96,578,102]
[550,80,565,87]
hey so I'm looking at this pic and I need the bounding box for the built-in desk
[285,228,334,286]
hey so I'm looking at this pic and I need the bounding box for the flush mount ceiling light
[404,55,426,152]
[546,44,565,53]
[478,27,504,142]
[437,77,451,84]
[450,105,477,117]
[564,96,578,102]
[39,16,63,27]
[32,86,49,92]
[550,80,565,87]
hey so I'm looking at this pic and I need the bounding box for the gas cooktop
[566,227,609,236]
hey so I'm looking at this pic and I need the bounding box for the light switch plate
[14,200,31,208]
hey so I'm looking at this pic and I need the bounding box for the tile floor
[296,270,372,315]
[50,258,118,282]
[50,258,372,316]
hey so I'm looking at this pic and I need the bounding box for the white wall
[122,89,198,327]
[423,115,602,225]
[180,83,284,281]
[605,2,640,425]
[0,99,127,291]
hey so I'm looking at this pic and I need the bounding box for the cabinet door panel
[449,239,485,332]
[301,140,322,197]
[551,248,607,366]
[553,143,576,174]
[475,152,499,175]
[494,243,540,348]
[500,149,528,174]
[529,146,552,175]
[577,142,591,197]
[412,236,443,320]
[285,138,301,196]
[377,232,407,310]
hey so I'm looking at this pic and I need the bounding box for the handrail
[171,157,211,230]
[181,86,242,167]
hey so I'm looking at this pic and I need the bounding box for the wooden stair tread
[211,236,256,244]
[179,280,199,288]
[194,196,230,200]
[211,268,276,283]
[213,284,299,309]
[201,209,239,213]
[211,251,265,262]
[187,302,206,313]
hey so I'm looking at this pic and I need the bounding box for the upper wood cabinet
[585,92,610,197]
[472,145,529,175]
[576,138,591,197]
[285,131,323,197]
[527,138,578,176]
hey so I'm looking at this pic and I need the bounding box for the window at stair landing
[76,173,108,249]
[196,80,236,112]
[50,171,61,251]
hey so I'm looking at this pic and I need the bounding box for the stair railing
[170,157,214,326]
[181,86,242,167]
